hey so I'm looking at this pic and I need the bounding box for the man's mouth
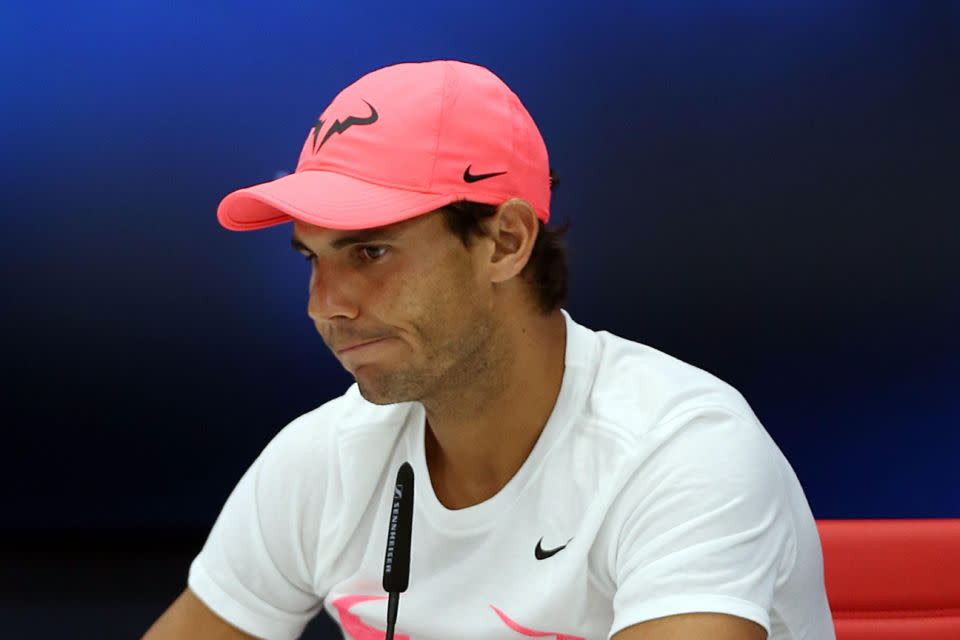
[336,337,390,355]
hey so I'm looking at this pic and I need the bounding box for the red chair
[816,519,960,639]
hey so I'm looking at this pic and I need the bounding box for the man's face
[291,209,501,405]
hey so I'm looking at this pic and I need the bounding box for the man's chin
[354,373,419,406]
[356,384,406,405]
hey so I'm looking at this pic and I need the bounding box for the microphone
[382,462,414,640]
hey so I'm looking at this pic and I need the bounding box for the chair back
[816,518,960,639]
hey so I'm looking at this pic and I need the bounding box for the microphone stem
[385,591,400,640]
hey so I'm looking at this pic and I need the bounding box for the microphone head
[382,462,414,593]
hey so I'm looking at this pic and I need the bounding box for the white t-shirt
[189,310,835,640]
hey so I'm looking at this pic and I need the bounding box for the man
[144,60,835,640]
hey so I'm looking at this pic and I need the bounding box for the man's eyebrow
[290,235,310,253]
[290,228,402,253]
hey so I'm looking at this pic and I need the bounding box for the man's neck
[421,309,567,510]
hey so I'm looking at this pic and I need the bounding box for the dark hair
[439,170,569,313]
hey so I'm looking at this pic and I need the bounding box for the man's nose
[306,257,359,322]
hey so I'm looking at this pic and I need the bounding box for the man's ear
[486,198,539,284]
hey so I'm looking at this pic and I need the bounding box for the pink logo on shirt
[331,595,584,640]
[490,604,586,640]
[331,595,409,640]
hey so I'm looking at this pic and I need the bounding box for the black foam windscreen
[382,462,414,593]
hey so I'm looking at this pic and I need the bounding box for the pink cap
[216,60,551,231]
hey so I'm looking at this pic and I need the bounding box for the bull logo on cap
[311,99,379,153]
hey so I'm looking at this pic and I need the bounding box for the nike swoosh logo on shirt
[534,537,570,560]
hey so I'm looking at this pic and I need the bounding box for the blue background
[2,0,958,528]
[0,1,957,636]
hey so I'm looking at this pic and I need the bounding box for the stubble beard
[354,306,503,407]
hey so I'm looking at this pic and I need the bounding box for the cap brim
[217,170,464,231]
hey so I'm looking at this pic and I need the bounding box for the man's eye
[303,253,315,262]
[359,245,388,261]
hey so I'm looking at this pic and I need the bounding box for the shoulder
[570,326,788,505]
[564,318,792,521]
[251,383,414,495]
[555,316,784,516]
[579,324,759,446]
[261,383,410,459]
[234,383,415,557]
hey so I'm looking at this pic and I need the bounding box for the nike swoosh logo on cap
[463,165,507,183]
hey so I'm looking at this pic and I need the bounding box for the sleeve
[608,408,797,637]
[187,413,331,640]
